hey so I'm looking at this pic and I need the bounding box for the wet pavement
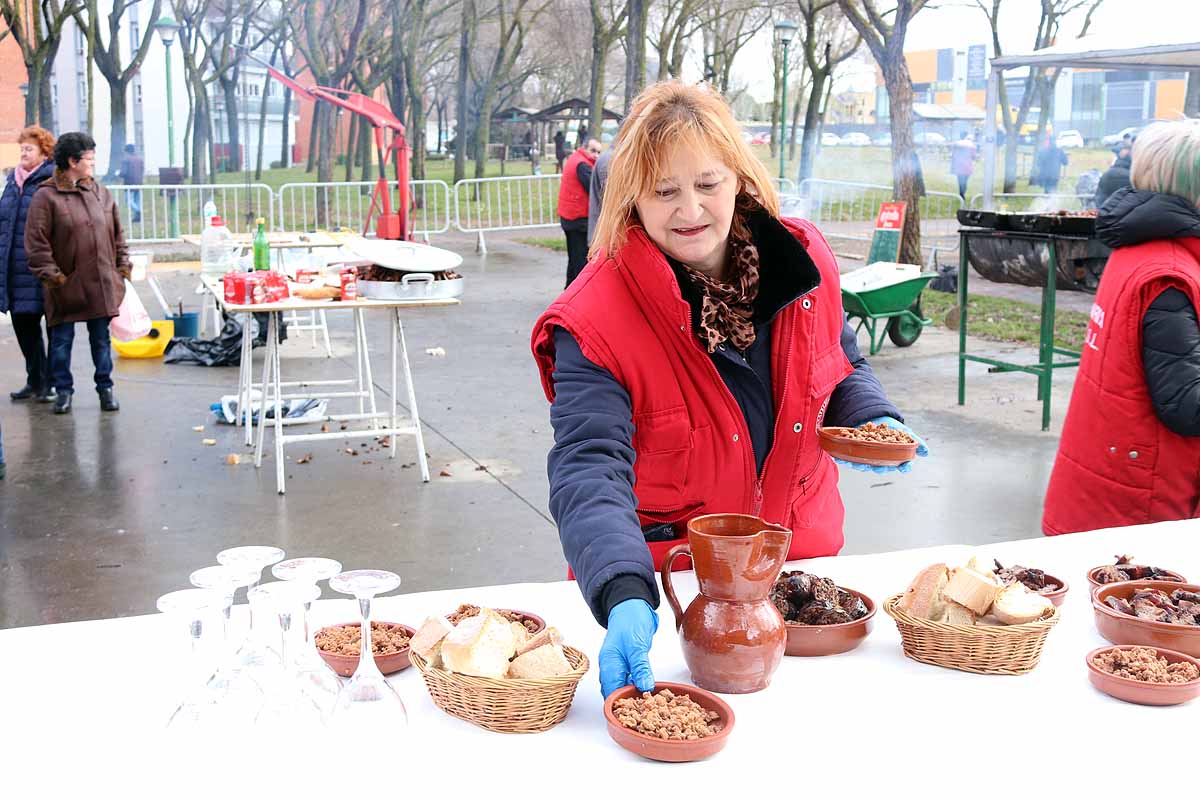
[0,231,1076,628]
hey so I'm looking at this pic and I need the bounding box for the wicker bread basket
[883,594,1060,675]
[410,646,590,733]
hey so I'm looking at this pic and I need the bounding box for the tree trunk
[222,79,240,171]
[107,82,130,180]
[359,119,374,183]
[39,66,55,131]
[798,70,827,185]
[344,113,358,183]
[473,84,498,180]
[255,62,272,179]
[453,0,474,184]
[306,107,320,172]
[1003,130,1019,193]
[883,56,922,265]
[280,54,293,168]
[588,32,608,138]
[624,0,646,111]
[409,96,427,181]
[788,80,804,161]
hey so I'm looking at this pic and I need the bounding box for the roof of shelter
[991,31,1200,71]
[524,98,623,123]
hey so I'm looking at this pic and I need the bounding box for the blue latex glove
[599,598,658,698]
[833,416,929,474]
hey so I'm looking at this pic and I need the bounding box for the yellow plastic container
[112,320,175,359]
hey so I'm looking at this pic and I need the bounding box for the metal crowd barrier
[112,183,275,243]
[276,180,451,240]
[798,178,964,254]
[453,173,563,253]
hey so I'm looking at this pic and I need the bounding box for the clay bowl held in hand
[817,426,917,468]
[315,621,417,677]
[1087,565,1186,591]
[784,587,876,657]
[1092,581,1200,658]
[603,682,735,763]
[1086,646,1200,706]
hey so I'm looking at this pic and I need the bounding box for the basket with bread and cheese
[884,557,1060,674]
[408,606,590,733]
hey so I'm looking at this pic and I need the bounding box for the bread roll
[941,601,978,626]
[510,621,531,651]
[441,609,517,678]
[942,566,1004,616]
[514,625,563,658]
[507,644,572,679]
[410,615,454,664]
[898,564,949,620]
[991,583,1054,625]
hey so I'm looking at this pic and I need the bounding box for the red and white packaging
[263,271,290,303]
[295,268,320,284]
[339,267,359,301]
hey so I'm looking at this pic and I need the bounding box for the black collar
[670,207,822,334]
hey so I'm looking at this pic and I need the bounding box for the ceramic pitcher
[661,513,792,694]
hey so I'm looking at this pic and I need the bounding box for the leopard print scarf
[681,237,761,353]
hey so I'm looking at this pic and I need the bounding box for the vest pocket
[810,342,852,399]
[632,406,694,512]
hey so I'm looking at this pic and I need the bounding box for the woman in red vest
[1043,121,1200,536]
[531,81,926,696]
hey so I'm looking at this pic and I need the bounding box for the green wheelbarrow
[842,273,937,356]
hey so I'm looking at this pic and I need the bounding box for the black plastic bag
[164,315,248,366]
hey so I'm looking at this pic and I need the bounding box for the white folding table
[200,275,458,493]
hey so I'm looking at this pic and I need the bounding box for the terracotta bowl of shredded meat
[1087,560,1186,591]
[603,682,734,762]
[1086,645,1200,706]
[315,621,417,677]
[818,423,918,467]
[1092,581,1200,658]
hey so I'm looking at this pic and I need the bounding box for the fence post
[476,231,487,254]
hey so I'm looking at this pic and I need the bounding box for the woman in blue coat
[2,126,57,401]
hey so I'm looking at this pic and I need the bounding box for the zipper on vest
[752,479,764,516]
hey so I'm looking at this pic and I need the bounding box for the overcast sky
[735,0,1190,102]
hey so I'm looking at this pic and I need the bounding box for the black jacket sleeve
[548,327,659,625]
[824,320,904,427]
[1142,287,1200,436]
[576,162,593,193]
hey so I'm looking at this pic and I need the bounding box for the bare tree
[649,0,703,80]
[589,0,626,135]
[795,1,859,183]
[174,0,218,182]
[0,0,85,128]
[836,0,929,264]
[698,0,772,95]
[624,0,648,109]
[453,0,476,182]
[75,0,163,176]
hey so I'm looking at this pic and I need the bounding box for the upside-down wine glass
[156,588,225,729]
[248,581,325,729]
[326,569,407,732]
[271,557,343,713]
[216,545,285,670]
[188,564,266,718]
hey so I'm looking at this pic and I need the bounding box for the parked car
[821,132,842,147]
[1056,130,1085,149]
[914,131,946,146]
[873,132,892,147]
[842,132,871,146]
[749,131,771,146]
[1101,126,1140,147]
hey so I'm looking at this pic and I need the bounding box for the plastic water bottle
[201,216,234,275]
[202,199,218,227]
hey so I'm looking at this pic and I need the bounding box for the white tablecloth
[5,519,1198,793]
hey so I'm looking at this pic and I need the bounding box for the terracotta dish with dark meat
[1087,554,1186,590]
[771,570,875,656]
[993,560,1069,607]
[1093,581,1200,658]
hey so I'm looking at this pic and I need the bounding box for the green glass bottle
[253,217,269,271]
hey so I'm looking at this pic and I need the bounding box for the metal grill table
[957,228,1085,431]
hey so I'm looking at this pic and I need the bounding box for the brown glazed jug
[661,513,792,694]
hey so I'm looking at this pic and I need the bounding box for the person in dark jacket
[1094,145,1132,208]
[531,82,927,698]
[24,132,130,415]
[119,143,144,222]
[1033,136,1068,193]
[554,130,567,173]
[558,138,602,287]
[1043,121,1200,536]
[2,126,57,402]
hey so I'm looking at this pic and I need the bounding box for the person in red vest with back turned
[558,137,602,287]
[1044,121,1200,536]
[531,82,928,698]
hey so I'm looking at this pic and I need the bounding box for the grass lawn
[920,288,1089,351]
[518,237,567,252]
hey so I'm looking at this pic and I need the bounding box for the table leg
[1040,240,1058,432]
[319,309,332,358]
[957,232,969,406]
[356,309,380,429]
[241,312,255,447]
[397,314,430,482]
[354,311,365,418]
[390,309,399,459]
[253,315,276,468]
[271,313,286,494]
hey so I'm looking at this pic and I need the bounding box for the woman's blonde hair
[1131,119,1200,206]
[590,81,779,259]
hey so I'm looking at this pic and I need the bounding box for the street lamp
[154,16,181,237]
[775,19,798,185]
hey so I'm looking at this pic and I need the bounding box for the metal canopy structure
[982,32,1200,207]
[526,98,623,123]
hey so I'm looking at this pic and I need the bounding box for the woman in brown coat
[24,132,130,414]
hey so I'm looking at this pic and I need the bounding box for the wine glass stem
[278,611,292,669]
[356,595,374,674]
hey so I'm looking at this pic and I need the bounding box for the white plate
[341,237,464,272]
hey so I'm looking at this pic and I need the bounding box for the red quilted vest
[1043,236,1200,535]
[532,218,853,569]
[556,148,595,220]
